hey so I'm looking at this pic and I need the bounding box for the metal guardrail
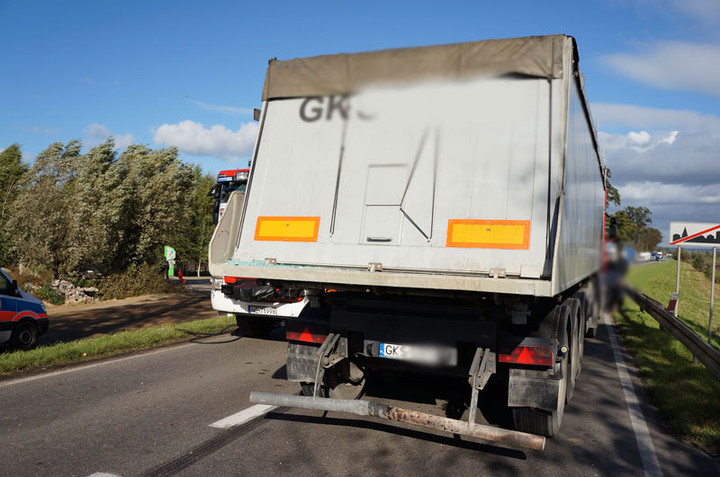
[626,287,720,381]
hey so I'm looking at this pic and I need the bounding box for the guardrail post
[675,246,682,317]
[710,247,717,345]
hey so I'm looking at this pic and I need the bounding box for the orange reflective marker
[446,219,530,249]
[255,216,320,242]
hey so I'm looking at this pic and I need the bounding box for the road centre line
[604,313,663,477]
[209,404,278,429]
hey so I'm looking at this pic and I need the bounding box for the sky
[1,0,719,244]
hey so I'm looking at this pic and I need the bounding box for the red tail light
[224,276,257,284]
[499,345,554,366]
[286,326,327,344]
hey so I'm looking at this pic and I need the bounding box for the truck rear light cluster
[498,345,554,366]
[224,276,257,284]
[285,325,328,344]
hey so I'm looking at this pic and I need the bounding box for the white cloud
[84,122,136,149]
[660,131,679,145]
[86,123,111,137]
[663,0,720,25]
[601,129,720,185]
[627,130,650,146]
[601,41,720,97]
[621,182,720,206]
[592,103,720,134]
[191,100,253,116]
[597,103,720,242]
[152,120,258,160]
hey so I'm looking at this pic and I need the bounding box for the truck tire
[300,382,328,398]
[512,346,568,437]
[235,314,275,338]
[565,298,579,403]
[578,293,588,364]
[10,321,39,350]
[325,361,366,400]
[586,291,599,338]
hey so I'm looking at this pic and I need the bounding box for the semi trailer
[209,34,605,446]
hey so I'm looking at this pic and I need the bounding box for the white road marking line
[86,473,122,477]
[209,404,277,429]
[0,343,197,388]
[604,313,663,477]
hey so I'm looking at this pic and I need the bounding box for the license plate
[248,305,277,316]
[377,342,457,366]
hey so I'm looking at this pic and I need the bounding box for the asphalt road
[1,316,718,476]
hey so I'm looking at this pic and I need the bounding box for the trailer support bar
[250,391,545,451]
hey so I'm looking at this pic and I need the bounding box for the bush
[3,264,54,290]
[688,251,719,284]
[32,283,64,305]
[97,263,180,300]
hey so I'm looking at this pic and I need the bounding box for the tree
[0,144,28,265]
[611,205,659,250]
[605,167,620,207]
[10,140,82,276]
[173,168,215,275]
[624,206,652,230]
[636,227,662,252]
[108,144,196,271]
[612,209,638,243]
[66,139,119,273]
[7,139,215,278]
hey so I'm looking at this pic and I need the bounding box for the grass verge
[618,260,720,455]
[0,314,235,378]
[627,260,719,350]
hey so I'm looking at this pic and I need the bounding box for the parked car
[0,268,48,350]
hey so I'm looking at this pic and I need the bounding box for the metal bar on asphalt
[675,246,681,317]
[250,391,546,451]
[626,287,720,381]
[710,247,716,345]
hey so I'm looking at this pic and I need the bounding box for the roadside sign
[669,222,720,248]
[667,292,678,313]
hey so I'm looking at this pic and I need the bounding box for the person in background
[177,258,186,284]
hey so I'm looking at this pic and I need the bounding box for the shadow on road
[38,290,219,346]
[264,410,528,460]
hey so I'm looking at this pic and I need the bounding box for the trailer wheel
[300,382,327,398]
[235,314,275,338]
[585,280,600,338]
[565,299,579,403]
[512,346,567,437]
[326,361,366,400]
[578,293,589,365]
[585,291,599,338]
[10,321,39,350]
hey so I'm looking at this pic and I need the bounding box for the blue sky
[2,0,719,243]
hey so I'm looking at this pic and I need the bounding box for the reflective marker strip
[446,219,530,249]
[254,216,320,242]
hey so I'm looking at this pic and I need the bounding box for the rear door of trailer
[237,75,553,279]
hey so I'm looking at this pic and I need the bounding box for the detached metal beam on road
[250,392,545,451]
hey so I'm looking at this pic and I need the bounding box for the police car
[0,268,48,350]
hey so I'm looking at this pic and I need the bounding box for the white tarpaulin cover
[262,35,575,100]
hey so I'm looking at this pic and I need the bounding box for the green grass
[627,260,720,350]
[618,260,720,455]
[0,314,236,377]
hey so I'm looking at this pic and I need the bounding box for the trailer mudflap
[250,391,545,451]
[507,368,563,413]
